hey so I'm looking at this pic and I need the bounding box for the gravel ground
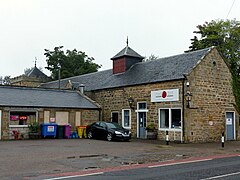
[0,139,240,180]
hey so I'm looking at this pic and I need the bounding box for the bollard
[166,130,169,145]
[221,132,224,148]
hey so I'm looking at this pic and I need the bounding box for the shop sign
[50,118,55,123]
[10,115,19,121]
[151,89,179,102]
[47,126,55,132]
[19,116,27,120]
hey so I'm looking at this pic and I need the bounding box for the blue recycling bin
[41,123,58,138]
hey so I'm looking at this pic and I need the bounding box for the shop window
[159,108,182,130]
[122,109,131,129]
[9,111,37,127]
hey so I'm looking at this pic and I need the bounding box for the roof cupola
[111,38,144,74]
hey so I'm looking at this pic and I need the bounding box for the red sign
[19,116,27,120]
[162,91,167,98]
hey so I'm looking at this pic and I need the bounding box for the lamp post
[57,62,61,89]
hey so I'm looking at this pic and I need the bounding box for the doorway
[0,110,1,140]
[138,112,146,139]
[226,112,235,140]
[111,112,119,123]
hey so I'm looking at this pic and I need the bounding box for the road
[42,155,240,180]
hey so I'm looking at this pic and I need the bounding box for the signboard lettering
[151,89,179,102]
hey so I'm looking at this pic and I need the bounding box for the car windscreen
[105,122,122,129]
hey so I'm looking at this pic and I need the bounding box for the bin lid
[41,123,58,126]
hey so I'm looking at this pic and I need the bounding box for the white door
[0,110,2,140]
[226,112,235,140]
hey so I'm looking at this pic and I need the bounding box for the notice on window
[47,126,55,132]
[151,89,179,102]
[226,118,232,125]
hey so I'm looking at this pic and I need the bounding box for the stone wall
[91,81,183,138]
[0,107,99,140]
[89,48,238,143]
[184,48,238,142]
[10,75,49,87]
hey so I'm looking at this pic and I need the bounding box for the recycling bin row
[41,123,71,139]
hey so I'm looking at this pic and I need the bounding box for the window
[56,112,69,125]
[9,111,37,127]
[138,102,147,110]
[159,108,182,130]
[122,109,131,129]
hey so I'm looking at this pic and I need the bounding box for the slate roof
[0,86,100,109]
[40,47,213,91]
[27,66,49,79]
[111,46,144,60]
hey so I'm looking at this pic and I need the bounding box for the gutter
[182,75,187,143]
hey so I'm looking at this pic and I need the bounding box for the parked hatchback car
[86,121,131,141]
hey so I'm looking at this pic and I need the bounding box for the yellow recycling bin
[77,126,87,138]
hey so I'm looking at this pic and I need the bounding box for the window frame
[137,101,147,110]
[158,108,182,131]
[9,110,38,128]
[122,109,131,129]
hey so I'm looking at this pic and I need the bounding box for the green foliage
[28,122,40,133]
[2,76,11,85]
[146,123,157,131]
[186,19,240,112]
[44,46,102,80]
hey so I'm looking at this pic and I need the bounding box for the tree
[44,46,101,80]
[0,76,11,85]
[144,54,159,62]
[3,76,11,85]
[186,19,240,111]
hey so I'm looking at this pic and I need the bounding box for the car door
[98,122,108,139]
[91,122,101,138]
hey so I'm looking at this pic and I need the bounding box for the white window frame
[137,101,147,110]
[122,109,131,129]
[158,108,182,131]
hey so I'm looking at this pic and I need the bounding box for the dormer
[111,42,144,74]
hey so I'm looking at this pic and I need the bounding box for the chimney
[79,84,85,94]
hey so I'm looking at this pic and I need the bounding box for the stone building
[0,86,100,140]
[10,64,51,87]
[41,45,238,143]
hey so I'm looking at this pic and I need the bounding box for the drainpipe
[182,75,187,143]
[98,109,102,121]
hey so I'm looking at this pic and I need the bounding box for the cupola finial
[34,57,37,67]
[126,36,128,46]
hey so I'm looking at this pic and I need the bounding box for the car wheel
[87,131,93,139]
[106,133,113,141]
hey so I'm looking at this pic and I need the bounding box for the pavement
[0,138,240,180]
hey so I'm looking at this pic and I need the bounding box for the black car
[86,121,131,141]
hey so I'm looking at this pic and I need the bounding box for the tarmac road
[0,139,240,180]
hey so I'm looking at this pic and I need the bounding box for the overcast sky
[0,0,239,77]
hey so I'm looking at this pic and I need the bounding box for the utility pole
[58,62,61,89]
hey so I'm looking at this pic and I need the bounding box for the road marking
[148,158,213,168]
[43,172,104,180]
[200,171,240,179]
